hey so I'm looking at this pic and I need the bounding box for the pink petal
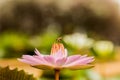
[34,48,43,56]
[64,49,68,57]
[43,56,55,65]
[65,56,94,67]
[82,58,95,64]
[75,57,94,64]
[33,56,47,63]
[18,59,38,65]
[65,55,81,64]
[51,48,68,59]
[65,55,87,65]
[22,55,44,64]
[55,57,67,66]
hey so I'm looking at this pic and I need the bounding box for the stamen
[51,43,65,55]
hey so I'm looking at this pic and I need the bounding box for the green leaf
[0,66,36,80]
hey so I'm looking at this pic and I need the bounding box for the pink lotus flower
[18,43,94,70]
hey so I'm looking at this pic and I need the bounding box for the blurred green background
[0,0,120,80]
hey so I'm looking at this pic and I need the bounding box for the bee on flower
[18,37,94,80]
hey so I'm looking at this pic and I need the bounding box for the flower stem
[55,69,60,80]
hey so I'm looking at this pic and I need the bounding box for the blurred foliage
[63,32,94,55]
[0,26,60,58]
[63,33,94,50]
[0,66,36,80]
[29,26,60,54]
[0,30,115,60]
[0,32,29,58]
[91,41,114,59]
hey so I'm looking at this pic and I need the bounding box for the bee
[56,37,62,42]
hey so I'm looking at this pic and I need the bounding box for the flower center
[51,43,65,55]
